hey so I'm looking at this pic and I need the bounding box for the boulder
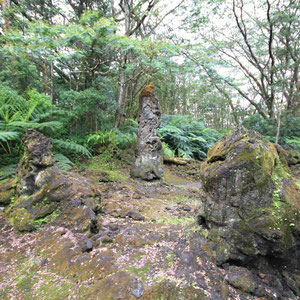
[7,129,101,232]
[0,178,16,205]
[130,83,163,180]
[199,129,300,265]
[276,144,300,166]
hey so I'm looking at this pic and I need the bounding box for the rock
[126,210,145,221]
[276,144,300,166]
[199,129,300,265]
[130,83,163,180]
[130,279,144,298]
[80,238,93,253]
[82,271,143,299]
[182,205,191,212]
[0,178,17,205]
[6,129,101,233]
[180,251,194,265]
[97,235,113,244]
[227,266,257,294]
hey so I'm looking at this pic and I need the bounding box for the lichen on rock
[7,129,101,233]
[130,83,163,181]
[199,129,300,265]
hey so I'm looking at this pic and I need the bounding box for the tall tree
[183,0,299,120]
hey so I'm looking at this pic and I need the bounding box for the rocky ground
[0,155,299,300]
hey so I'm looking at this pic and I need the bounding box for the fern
[158,114,222,160]
[53,153,74,170]
[9,121,62,131]
[287,137,300,151]
[162,142,175,157]
[51,139,91,156]
[0,131,20,142]
[87,130,116,146]
[115,131,137,149]
[0,164,17,180]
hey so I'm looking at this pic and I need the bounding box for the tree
[183,0,299,121]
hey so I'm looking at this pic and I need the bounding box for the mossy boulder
[0,178,16,205]
[276,144,300,166]
[199,129,300,264]
[7,129,101,233]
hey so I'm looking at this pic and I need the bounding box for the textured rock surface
[8,129,101,232]
[199,129,300,265]
[1,158,300,299]
[130,83,163,180]
[276,144,300,166]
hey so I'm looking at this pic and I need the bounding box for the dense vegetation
[0,0,299,174]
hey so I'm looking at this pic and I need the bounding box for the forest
[0,0,299,172]
[0,1,300,299]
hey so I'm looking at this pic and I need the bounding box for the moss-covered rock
[199,129,300,264]
[0,178,16,205]
[276,144,300,166]
[7,129,101,233]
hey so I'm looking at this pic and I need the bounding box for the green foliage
[51,139,91,157]
[87,128,137,151]
[58,83,117,136]
[0,131,20,143]
[0,83,91,167]
[162,142,175,158]
[53,153,74,170]
[0,164,17,180]
[158,115,222,160]
[87,130,116,147]
[287,137,300,152]
[0,83,61,155]
[243,114,300,147]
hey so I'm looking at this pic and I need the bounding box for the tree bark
[1,0,11,31]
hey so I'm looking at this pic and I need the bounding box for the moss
[140,82,154,97]
[126,262,151,281]
[10,207,36,232]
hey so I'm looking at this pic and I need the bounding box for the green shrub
[158,115,222,160]
[0,83,90,170]
[242,114,300,139]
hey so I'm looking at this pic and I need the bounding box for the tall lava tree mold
[130,83,163,180]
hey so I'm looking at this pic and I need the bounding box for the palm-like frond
[0,131,20,142]
[52,139,91,156]
[0,164,17,180]
[54,153,74,170]
[159,114,222,160]
[9,121,62,131]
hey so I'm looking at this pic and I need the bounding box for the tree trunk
[50,62,54,104]
[1,0,11,31]
[43,61,48,95]
[115,71,126,128]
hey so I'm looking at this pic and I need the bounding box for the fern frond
[0,131,20,142]
[0,164,17,180]
[8,121,62,131]
[51,139,91,156]
[162,142,175,157]
[54,153,74,170]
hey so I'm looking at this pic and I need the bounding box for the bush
[158,115,222,160]
[0,83,90,172]
[242,114,300,139]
